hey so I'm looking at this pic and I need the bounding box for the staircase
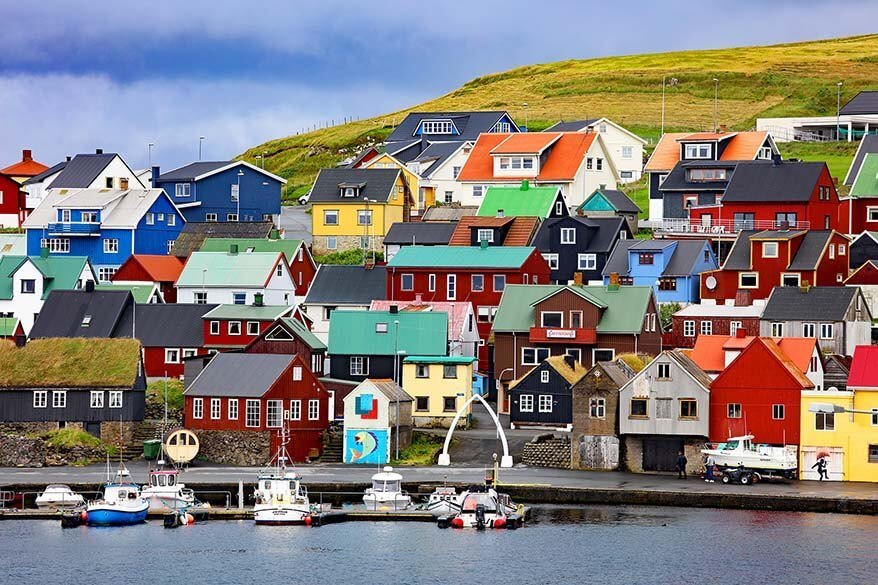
[319,427,343,463]
[119,420,171,461]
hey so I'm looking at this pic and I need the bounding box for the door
[801,447,844,481]
[85,422,101,438]
[642,437,684,472]
[327,390,335,420]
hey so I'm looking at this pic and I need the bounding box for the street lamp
[392,320,406,460]
[236,170,244,221]
[713,78,719,133]
[148,142,155,168]
[809,402,874,416]
[837,81,844,141]
[200,268,208,304]
[262,151,268,169]
[362,197,374,265]
[198,136,206,161]
[523,103,528,132]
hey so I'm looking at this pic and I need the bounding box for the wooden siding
[509,362,573,426]
[0,388,145,422]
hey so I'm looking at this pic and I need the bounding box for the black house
[29,287,134,339]
[509,354,587,429]
[659,160,738,219]
[532,216,630,283]
[850,232,878,270]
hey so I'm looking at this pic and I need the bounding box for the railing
[47,222,101,235]
[529,327,597,344]
[644,218,811,236]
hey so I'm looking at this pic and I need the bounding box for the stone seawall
[522,435,571,469]
[196,430,270,466]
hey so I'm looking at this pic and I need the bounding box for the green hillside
[240,34,878,202]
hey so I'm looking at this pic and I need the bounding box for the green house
[851,153,878,197]
[477,181,568,219]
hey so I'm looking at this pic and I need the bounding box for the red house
[700,229,849,302]
[184,353,329,461]
[0,172,27,228]
[706,336,814,445]
[202,304,295,351]
[668,303,763,349]
[136,304,217,378]
[385,244,551,371]
[113,254,186,303]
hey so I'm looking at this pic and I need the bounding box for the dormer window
[420,119,454,134]
[763,241,778,258]
[499,157,534,170]
[758,147,772,160]
[60,209,71,222]
[494,122,511,133]
[684,144,711,159]
[688,168,727,182]
[344,187,356,197]
[81,211,98,223]
[82,315,92,327]
[476,229,494,243]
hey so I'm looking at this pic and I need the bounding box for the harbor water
[6,505,877,584]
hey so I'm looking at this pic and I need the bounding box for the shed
[342,379,413,464]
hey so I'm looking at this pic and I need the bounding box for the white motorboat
[36,484,84,509]
[363,466,411,510]
[423,486,461,517]
[701,435,797,476]
[253,427,311,525]
[443,485,510,530]
[141,465,201,512]
[85,464,149,526]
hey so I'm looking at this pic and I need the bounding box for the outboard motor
[475,504,487,531]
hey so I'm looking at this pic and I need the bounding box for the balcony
[643,217,811,238]
[529,326,597,344]
[47,222,101,236]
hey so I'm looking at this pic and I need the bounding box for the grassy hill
[240,34,878,202]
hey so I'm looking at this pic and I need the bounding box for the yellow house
[402,356,477,428]
[799,346,878,482]
[309,167,410,255]
[362,152,435,214]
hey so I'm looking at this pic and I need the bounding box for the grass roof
[0,338,141,388]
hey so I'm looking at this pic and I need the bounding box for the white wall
[591,121,645,183]
[302,303,369,343]
[564,139,618,208]
[420,145,474,206]
[85,156,145,189]
[0,260,94,333]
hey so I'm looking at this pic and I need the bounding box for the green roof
[280,317,326,351]
[386,245,535,268]
[851,153,878,197]
[176,251,282,287]
[199,238,304,263]
[0,317,20,337]
[0,234,26,256]
[203,304,292,320]
[328,310,448,356]
[477,184,560,217]
[492,284,653,333]
[0,255,91,301]
[0,338,142,388]
[403,355,477,364]
[94,283,157,304]
[578,191,615,212]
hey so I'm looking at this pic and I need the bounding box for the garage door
[801,447,844,481]
[642,437,684,472]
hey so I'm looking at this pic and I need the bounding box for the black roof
[722,230,759,270]
[309,168,400,203]
[543,119,598,132]
[22,161,67,186]
[383,222,456,246]
[786,231,833,270]
[839,91,878,116]
[533,216,625,254]
[414,142,465,178]
[172,221,275,258]
[304,265,387,306]
[762,286,858,321]
[186,353,295,397]
[385,111,512,143]
[722,161,825,203]
[845,134,878,185]
[49,153,117,188]
[723,230,833,271]
[602,239,710,277]
[659,160,738,192]
[30,290,134,339]
[592,189,641,213]
[157,161,229,182]
[134,304,217,347]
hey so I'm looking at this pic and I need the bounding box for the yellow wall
[799,390,878,482]
[402,362,474,420]
[311,175,406,238]
[365,153,434,211]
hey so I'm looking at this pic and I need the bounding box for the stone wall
[0,427,107,467]
[522,434,571,469]
[100,421,137,449]
[412,416,468,430]
[0,422,58,435]
[197,430,271,466]
[312,235,386,256]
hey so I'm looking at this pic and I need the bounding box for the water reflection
[530,505,676,527]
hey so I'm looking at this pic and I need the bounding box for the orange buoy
[304,516,312,526]
[185,513,194,525]
[80,511,88,521]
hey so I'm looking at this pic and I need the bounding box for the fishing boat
[422,485,461,517]
[253,426,312,525]
[36,485,84,509]
[85,464,149,526]
[363,466,411,510]
[141,465,199,512]
[701,435,798,479]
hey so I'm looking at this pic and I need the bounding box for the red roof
[121,255,185,282]
[490,133,561,154]
[689,334,816,374]
[847,345,878,388]
[1,150,48,178]
[457,132,596,183]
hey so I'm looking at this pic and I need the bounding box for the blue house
[602,239,717,304]
[152,161,286,223]
[22,188,185,281]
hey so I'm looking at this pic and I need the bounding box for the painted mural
[344,429,389,464]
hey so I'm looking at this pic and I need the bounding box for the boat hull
[142,490,196,512]
[36,497,84,510]
[86,506,148,526]
[253,506,310,525]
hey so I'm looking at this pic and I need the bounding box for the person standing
[704,454,716,483]
[812,457,829,481]
[676,451,688,479]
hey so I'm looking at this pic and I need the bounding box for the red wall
[143,346,208,378]
[289,246,317,297]
[667,316,760,349]
[112,258,178,302]
[840,197,878,235]
[0,174,26,226]
[203,318,276,349]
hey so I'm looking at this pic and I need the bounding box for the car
[298,192,311,205]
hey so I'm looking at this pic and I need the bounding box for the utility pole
[837,81,844,141]
[148,142,154,168]
[713,78,719,133]
[661,76,666,136]
[198,136,205,161]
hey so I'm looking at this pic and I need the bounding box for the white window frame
[145,212,154,225]
[621,146,633,159]
[820,323,834,339]
[350,356,369,376]
[266,399,282,428]
[228,399,239,420]
[476,228,494,243]
[684,143,711,159]
[521,347,550,366]
[165,348,180,364]
[227,213,238,222]
[683,320,695,337]
[868,207,878,222]
[357,209,373,226]
[471,274,484,292]
[762,241,778,258]
[592,348,616,363]
[290,400,302,421]
[428,274,436,292]
[103,239,119,254]
[293,366,302,381]
[205,213,217,222]
[447,274,456,300]
[542,254,559,270]
[657,363,671,380]
[803,322,817,338]
[560,228,576,244]
[247,321,260,336]
[519,394,534,412]
[211,398,221,420]
[176,183,191,198]
[400,273,414,291]
[246,399,261,428]
[770,322,784,337]
[730,321,743,336]
[700,321,713,335]
[109,391,123,408]
[323,209,339,226]
[90,390,104,409]
[228,321,242,335]
[308,399,320,421]
[209,320,220,335]
[33,390,47,408]
[493,274,506,292]
[538,395,553,413]
[541,311,563,328]
[540,370,550,383]
[728,403,742,419]
[577,254,596,271]
[193,398,203,419]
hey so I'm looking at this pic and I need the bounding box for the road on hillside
[279,205,311,243]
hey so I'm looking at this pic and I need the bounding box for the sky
[1,0,876,171]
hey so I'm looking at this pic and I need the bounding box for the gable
[581,192,615,212]
[532,288,604,327]
[712,339,812,390]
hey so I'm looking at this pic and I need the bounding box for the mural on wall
[344,429,388,464]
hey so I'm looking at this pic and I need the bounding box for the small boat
[422,486,461,517]
[85,464,149,526]
[363,466,411,510]
[441,485,512,530]
[141,465,200,512]
[701,435,797,479]
[253,426,312,525]
[36,484,84,509]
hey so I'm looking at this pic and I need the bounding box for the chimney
[95,148,103,155]
[719,124,727,133]
[22,149,32,161]
[14,334,26,348]
[389,305,399,314]
[85,280,95,293]
[576,207,584,217]
[735,327,746,339]
[151,165,160,188]
[480,239,489,250]
[253,292,264,307]
[40,246,49,259]
[800,280,811,294]
[520,180,529,191]
[66,156,72,162]
[496,209,505,219]
[573,272,583,287]
[269,228,279,240]
[563,354,577,369]
[364,257,375,270]
[608,272,620,290]
[229,244,238,255]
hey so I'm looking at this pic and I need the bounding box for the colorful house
[175,250,296,305]
[309,168,410,255]
[577,188,641,232]
[848,231,878,270]
[0,317,24,340]
[840,152,878,235]
[382,222,456,261]
[544,118,647,183]
[342,379,413,465]
[134,303,216,378]
[371,298,480,358]
[111,254,185,302]
[845,259,878,319]
[448,214,540,248]
[152,161,285,223]
[202,304,293,352]
[668,302,764,349]
[401,355,477,428]
[244,316,328,382]
[534,215,630,284]
[170,219,276,259]
[23,188,185,281]
[360,151,432,216]
[1,149,49,184]
[477,183,569,219]
[0,172,27,228]
[28,288,135,340]
[508,354,587,431]
[302,264,387,343]
[94,282,163,303]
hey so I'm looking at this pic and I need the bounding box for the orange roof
[124,255,185,282]
[643,132,688,172]
[457,132,596,183]
[490,133,561,154]
[1,158,48,177]
[758,338,814,388]
[775,337,818,374]
[448,216,539,246]
[679,132,737,142]
[643,131,769,173]
[720,131,768,161]
[689,334,815,375]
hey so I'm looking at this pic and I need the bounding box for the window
[211,398,222,420]
[839,244,846,256]
[739,273,758,288]
[477,306,497,323]
[452,166,461,179]
[476,228,494,243]
[578,254,597,271]
[227,214,238,222]
[426,273,436,292]
[542,254,559,270]
[471,274,484,292]
[265,400,282,427]
[359,236,371,250]
[820,323,834,339]
[99,389,115,409]
[555,201,564,216]
[658,277,677,291]
[326,236,337,250]
[447,274,456,300]
[700,321,713,335]
[292,366,302,381]
[165,348,180,363]
[145,212,154,225]
[194,292,207,305]
[638,253,654,265]
[657,363,671,379]
[473,185,484,198]
[60,209,71,222]
[350,356,369,376]
[230,184,239,202]
[683,195,698,209]
[443,397,457,412]
[683,320,695,337]
[770,322,784,337]
[630,398,648,418]
[415,364,429,378]
[728,403,742,419]
[586,157,593,170]
[499,157,510,170]
[540,370,550,383]
[232,292,246,305]
[228,399,238,420]
[541,312,563,328]
[41,238,70,253]
[400,273,414,291]
[772,404,785,420]
[275,263,283,278]
[522,347,550,365]
[247,321,260,335]
[593,348,615,363]
[493,275,506,292]
[684,143,711,159]
[590,397,606,418]
[98,267,117,282]
[762,241,778,258]
[869,445,878,464]
[868,207,878,222]
[323,210,339,225]
[560,228,576,244]
[357,209,372,225]
[519,394,534,412]
[829,244,835,260]
[228,321,242,335]
[289,400,301,420]
[781,273,800,287]
[538,395,553,413]
[20,279,35,294]
[444,191,453,204]
[596,158,603,171]
[688,168,727,182]
[246,399,260,427]
[176,183,190,197]
[205,213,217,222]
[375,322,388,334]
[568,311,582,329]
[620,171,633,179]
[421,120,453,134]
[33,391,47,408]
[100,238,118,254]
[730,321,743,336]
[416,396,429,411]
[443,364,457,379]
[803,323,816,338]
[193,398,203,419]
[90,391,104,408]
[679,399,697,419]
[621,146,633,159]
[322,306,336,321]
[566,348,582,363]
[815,412,834,431]
[308,399,320,420]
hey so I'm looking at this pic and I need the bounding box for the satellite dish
[164,429,200,464]
[705,275,717,290]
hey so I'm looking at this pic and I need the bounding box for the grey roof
[589,361,632,388]
[386,111,513,143]
[845,134,878,185]
[133,304,217,347]
[593,189,641,213]
[722,230,759,270]
[22,161,67,186]
[839,91,878,116]
[662,240,712,277]
[786,231,833,270]
[414,142,465,178]
[668,350,713,389]
[49,153,117,188]
[722,161,825,202]
[762,286,858,321]
[422,206,479,222]
[29,290,134,339]
[602,240,638,275]
[533,216,625,253]
[385,140,424,164]
[543,119,598,132]
[304,265,387,306]
[723,229,829,272]
[157,161,229,182]
[659,160,738,192]
[602,239,710,277]
[172,221,275,258]
[362,379,412,403]
[309,168,400,203]
[383,222,456,246]
[185,353,294,397]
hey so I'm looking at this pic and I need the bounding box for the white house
[175,251,298,305]
[342,379,413,465]
[545,118,647,183]
[409,141,474,205]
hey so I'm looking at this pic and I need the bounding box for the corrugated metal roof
[29,290,133,339]
[176,251,282,287]
[761,286,857,321]
[386,245,535,269]
[303,265,387,306]
[309,168,399,203]
[23,188,174,230]
[134,303,217,347]
[722,161,825,203]
[385,111,511,143]
[185,353,294,397]
[203,304,291,321]
[850,152,878,196]
[172,221,275,258]
[383,222,456,246]
[328,310,447,356]
[49,153,117,188]
[477,185,561,218]
[157,161,228,182]
[786,231,832,271]
[199,238,304,263]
